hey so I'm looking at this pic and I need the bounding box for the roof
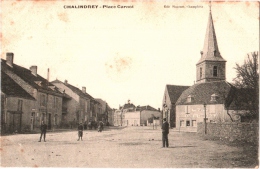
[176,81,235,106]
[197,10,226,64]
[96,98,109,110]
[1,71,35,100]
[166,85,190,104]
[136,105,158,112]
[121,103,136,110]
[51,79,94,101]
[1,59,62,97]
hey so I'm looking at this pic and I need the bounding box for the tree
[233,52,259,121]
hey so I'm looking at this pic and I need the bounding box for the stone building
[174,6,255,132]
[95,98,113,124]
[51,79,101,127]
[123,105,161,127]
[113,109,122,126]
[162,85,190,128]
[1,53,63,132]
[1,71,36,133]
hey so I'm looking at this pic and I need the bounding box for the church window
[213,66,218,76]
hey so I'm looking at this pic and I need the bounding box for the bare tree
[233,52,259,121]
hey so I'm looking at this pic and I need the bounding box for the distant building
[2,53,63,132]
[51,79,101,127]
[95,98,113,124]
[162,85,190,128]
[121,103,161,127]
[113,109,122,126]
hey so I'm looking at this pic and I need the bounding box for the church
[163,6,252,132]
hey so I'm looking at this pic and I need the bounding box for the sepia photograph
[1,0,259,168]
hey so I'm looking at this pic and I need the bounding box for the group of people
[38,121,105,142]
[38,118,170,148]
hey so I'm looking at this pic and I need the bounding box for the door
[9,113,21,133]
[48,114,52,130]
[31,112,35,130]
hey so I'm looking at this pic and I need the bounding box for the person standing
[77,123,83,141]
[98,121,104,132]
[161,118,169,148]
[39,121,47,142]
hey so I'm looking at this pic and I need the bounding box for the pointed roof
[197,9,226,64]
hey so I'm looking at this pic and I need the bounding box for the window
[200,67,202,78]
[54,114,58,125]
[213,66,218,77]
[185,106,189,114]
[187,95,193,103]
[192,120,197,127]
[180,120,185,127]
[211,93,218,102]
[186,120,190,126]
[56,98,59,109]
[40,94,46,106]
[17,100,23,112]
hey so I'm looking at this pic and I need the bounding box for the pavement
[0,126,258,168]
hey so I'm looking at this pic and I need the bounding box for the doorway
[30,112,35,130]
[48,114,52,130]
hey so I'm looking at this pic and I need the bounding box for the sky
[1,0,259,110]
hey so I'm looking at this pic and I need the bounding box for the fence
[197,122,259,144]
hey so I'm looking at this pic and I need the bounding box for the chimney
[30,66,37,76]
[6,53,14,67]
[64,80,68,84]
[82,87,86,93]
[47,68,50,82]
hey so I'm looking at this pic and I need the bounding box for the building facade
[162,85,190,128]
[174,6,254,132]
[2,53,63,132]
[52,79,100,127]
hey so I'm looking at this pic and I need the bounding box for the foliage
[232,52,259,121]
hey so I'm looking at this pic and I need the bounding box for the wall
[124,111,140,126]
[196,61,225,83]
[113,110,121,126]
[5,97,35,133]
[140,110,161,126]
[176,104,238,131]
[162,87,172,125]
[197,122,259,143]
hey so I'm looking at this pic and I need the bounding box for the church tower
[196,4,226,83]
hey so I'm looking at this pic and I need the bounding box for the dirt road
[0,126,258,168]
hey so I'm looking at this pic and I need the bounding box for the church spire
[196,2,226,83]
[197,2,226,64]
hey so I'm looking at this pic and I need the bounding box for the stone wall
[197,122,259,143]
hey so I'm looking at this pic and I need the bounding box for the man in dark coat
[39,121,47,142]
[77,123,84,141]
[161,118,169,148]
